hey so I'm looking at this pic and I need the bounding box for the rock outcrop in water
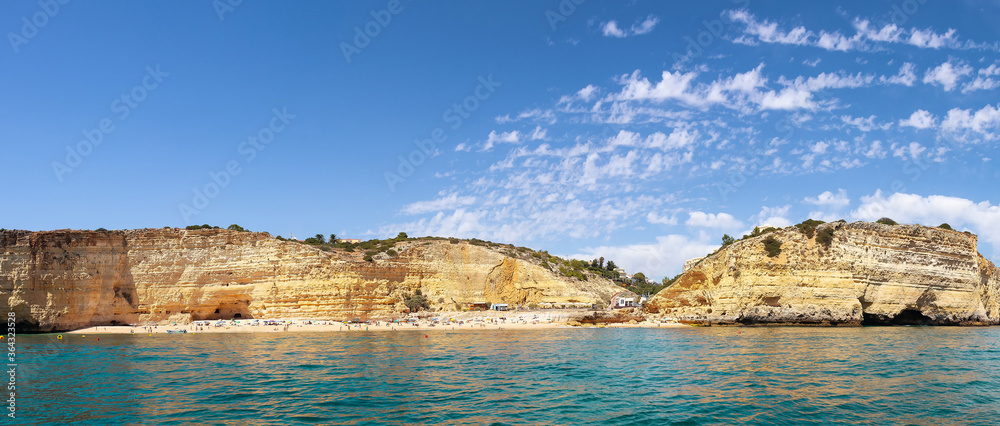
[646,222,1000,326]
[0,229,622,332]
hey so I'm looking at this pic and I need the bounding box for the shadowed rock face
[1,229,623,332]
[646,222,1000,326]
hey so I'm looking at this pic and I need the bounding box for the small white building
[609,291,639,309]
[491,303,510,311]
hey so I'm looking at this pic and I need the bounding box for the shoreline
[64,315,688,335]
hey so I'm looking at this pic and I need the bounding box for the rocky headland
[1,228,623,332]
[646,221,1000,326]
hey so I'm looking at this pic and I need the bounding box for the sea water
[13,327,1000,425]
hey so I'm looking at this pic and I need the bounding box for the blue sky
[4,1,1000,279]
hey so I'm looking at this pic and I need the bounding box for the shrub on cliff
[795,219,825,238]
[876,217,898,226]
[741,226,778,241]
[304,234,326,245]
[227,224,247,232]
[404,290,430,312]
[939,223,954,230]
[559,266,586,281]
[762,236,782,257]
[363,250,377,262]
[386,249,398,257]
[95,228,108,232]
[816,227,835,249]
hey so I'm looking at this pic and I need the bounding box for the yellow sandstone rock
[647,222,1000,326]
[0,229,622,332]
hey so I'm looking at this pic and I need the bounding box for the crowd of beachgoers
[67,310,684,334]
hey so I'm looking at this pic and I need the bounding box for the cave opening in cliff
[862,309,935,326]
[192,303,253,321]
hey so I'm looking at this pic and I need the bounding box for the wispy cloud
[727,10,997,52]
[602,15,659,38]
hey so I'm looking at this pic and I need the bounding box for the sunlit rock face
[646,222,1000,326]
[1,229,622,332]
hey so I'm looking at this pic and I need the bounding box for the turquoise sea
[13,327,1000,425]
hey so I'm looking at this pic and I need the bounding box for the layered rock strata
[646,222,1000,326]
[1,229,622,332]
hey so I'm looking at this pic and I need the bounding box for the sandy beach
[66,311,688,335]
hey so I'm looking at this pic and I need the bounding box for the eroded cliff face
[646,222,1000,326]
[0,229,621,332]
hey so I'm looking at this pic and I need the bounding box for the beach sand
[66,311,688,335]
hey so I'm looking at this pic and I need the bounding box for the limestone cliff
[0,229,622,332]
[646,222,1000,326]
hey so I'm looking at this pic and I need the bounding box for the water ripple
[14,327,1000,425]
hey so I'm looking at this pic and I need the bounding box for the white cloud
[530,126,548,141]
[804,188,850,207]
[601,15,659,38]
[608,130,641,147]
[941,104,1000,141]
[754,205,792,228]
[881,62,917,86]
[962,76,1000,93]
[614,70,700,104]
[963,77,1000,93]
[685,212,743,229]
[727,10,987,53]
[852,191,1000,253]
[923,61,973,91]
[802,58,821,67]
[726,10,812,46]
[899,109,936,129]
[863,140,887,159]
[758,87,814,110]
[646,212,678,225]
[631,15,659,35]
[607,65,874,113]
[816,31,860,51]
[568,234,718,280]
[576,84,597,101]
[481,130,522,151]
[388,208,489,239]
[782,71,875,91]
[402,193,477,215]
[854,19,903,43]
[908,28,958,49]
[645,128,699,151]
[891,141,926,160]
[601,21,625,38]
[842,115,890,132]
